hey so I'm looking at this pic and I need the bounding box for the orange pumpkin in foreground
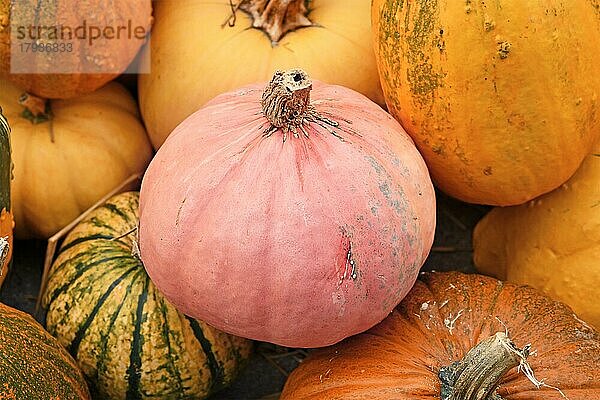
[282,272,600,399]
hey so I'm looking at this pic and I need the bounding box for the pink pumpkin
[138,70,436,347]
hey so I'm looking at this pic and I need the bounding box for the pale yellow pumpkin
[473,140,600,329]
[372,0,600,206]
[138,0,384,149]
[0,78,153,238]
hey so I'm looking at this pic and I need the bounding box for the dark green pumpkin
[0,302,91,399]
[42,191,253,399]
[0,107,12,288]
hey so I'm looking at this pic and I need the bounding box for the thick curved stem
[238,0,312,43]
[261,69,339,142]
[439,332,529,400]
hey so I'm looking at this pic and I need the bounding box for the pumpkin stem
[440,332,570,399]
[439,332,527,400]
[18,93,55,142]
[111,225,141,259]
[261,69,341,142]
[19,93,51,123]
[225,0,312,44]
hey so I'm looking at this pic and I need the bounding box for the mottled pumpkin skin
[372,0,600,206]
[0,0,152,99]
[138,0,384,149]
[0,77,153,238]
[0,108,12,288]
[0,302,91,399]
[474,140,600,329]
[281,272,600,399]
[139,81,436,348]
[42,192,252,400]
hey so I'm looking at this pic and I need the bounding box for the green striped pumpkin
[0,107,10,210]
[42,192,253,399]
[0,107,12,288]
[0,302,91,399]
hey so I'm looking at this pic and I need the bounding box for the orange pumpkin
[282,272,600,399]
[0,0,152,99]
[372,0,600,206]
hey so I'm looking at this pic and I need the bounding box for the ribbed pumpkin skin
[42,192,252,400]
[281,272,600,399]
[473,140,600,329]
[0,77,152,238]
[138,0,384,149]
[372,0,600,206]
[0,0,152,99]
[0,302,91,399]
[139,81,436,348]
[0,108,12,287]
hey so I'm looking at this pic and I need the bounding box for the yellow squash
[0,78,153,238]
[473,141,600,329]
[372,0,600,206]
[139,0,384,148]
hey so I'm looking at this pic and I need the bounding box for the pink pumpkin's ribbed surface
[138,79,436,347]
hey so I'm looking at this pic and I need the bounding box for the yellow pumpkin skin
[0,78,153,238]
[473,140,600,329]
[139,0,384,149]
[372,0,600,206]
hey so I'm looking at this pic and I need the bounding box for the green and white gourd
[42,191,253,399]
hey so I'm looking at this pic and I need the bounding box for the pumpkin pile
[0,0,598,399]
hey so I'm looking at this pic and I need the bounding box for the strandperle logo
[15,20,149,46]
[8,0,151,74]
